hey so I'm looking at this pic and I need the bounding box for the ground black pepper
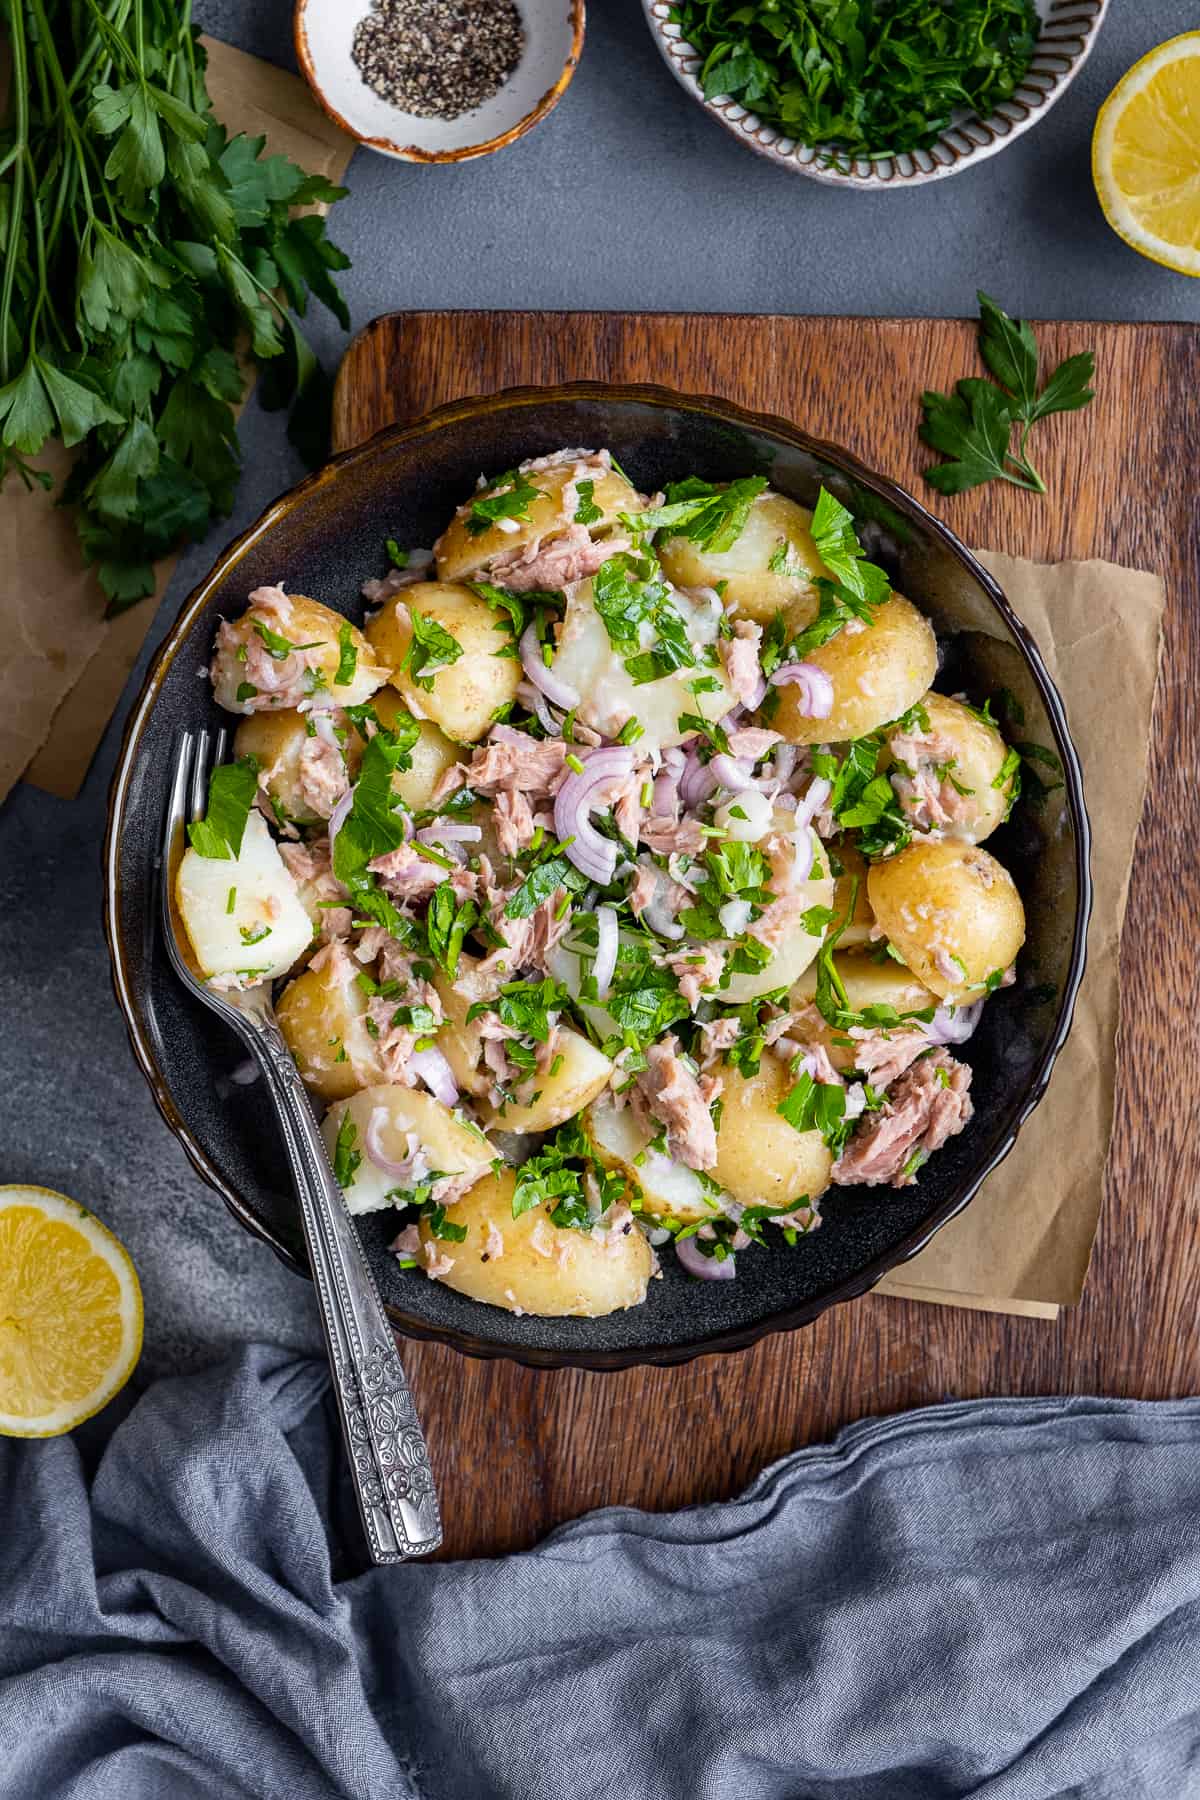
[351,0,525,121]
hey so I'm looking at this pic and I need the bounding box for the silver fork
[160,728,442,1562]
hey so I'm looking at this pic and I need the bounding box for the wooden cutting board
[332,311,1200,1560]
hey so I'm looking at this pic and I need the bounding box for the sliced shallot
[676,1235,736,1281]
[408,1046,460,1107]
[593,905,619,999]
[519,622,580,712]
[553,747,634,885]
[769,662,834,718]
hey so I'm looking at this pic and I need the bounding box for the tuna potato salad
[176,448,1036,1319]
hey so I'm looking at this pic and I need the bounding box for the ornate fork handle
[251,1014,442,1560]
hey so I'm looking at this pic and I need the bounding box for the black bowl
[105,385,1091,1369]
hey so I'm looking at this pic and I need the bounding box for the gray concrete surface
[1,0,1196,1381]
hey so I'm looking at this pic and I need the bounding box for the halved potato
[587,1095,730,1225]
[791,951,938,1072]
[434,456,643,583]
[175,810,313,987]
[867,839,1025,1002]
[721,823,837,1003]
[370,688,462,810]
[233,708,360,829]
[417,1166,652,1316]
[364,582,522,745]
[321,1085,493,1216]
[211,592,388,715]
[657,491,827,626]
[713,1055,832,1208]
[550,574,735,755]
[277,947,383,1102]
[481,1027,613,1134]
[773,594,937,746]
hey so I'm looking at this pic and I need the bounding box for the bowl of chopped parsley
[644,0,1109,187]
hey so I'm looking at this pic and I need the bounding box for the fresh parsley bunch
[0,0,351,611]
[921,294,1095,496]
[669,0,1040,160]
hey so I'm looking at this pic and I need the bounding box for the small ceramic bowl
[295,0,584,162]
[643,0,1108,188]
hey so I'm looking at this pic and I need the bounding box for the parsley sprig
[0,9,350,612]
[921,294,1095,497]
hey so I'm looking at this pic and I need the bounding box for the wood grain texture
[333,312,1200,1560]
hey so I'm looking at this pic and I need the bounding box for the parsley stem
[0,0,30,383]
[1010,422,1047,495]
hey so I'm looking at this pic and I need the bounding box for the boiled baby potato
[211,592,388,714]
[773,594,937,746]
[792,951,938,1073]
[867,840,1025,1002]
[551,575,735,755]
[371,687,461,809]
[321,1085,493,1216]
[657,491,826,626]
[830,843,876,948]
[713,1056,832,1208]
[233,708,360,829]
[882,691,1015,845]
[435,456,642,583]
[481,1027,613,1134]
[587,1095,728,1226]
[175,810,313,988]
[721,822,837,1004]
[365,582,522,745]
[277,948,383,1103]
[418,1166,652,1317]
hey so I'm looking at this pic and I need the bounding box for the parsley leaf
[505,852,589,919]
[403,609,463,691]
[426,886,478,980]
[466,468,543,536]
[187,755,259,859]
[332,1112,361,1189]
[777,1070,853,1156]
[922,294,1095,497]
[809,488,891,610]
[592,553,697,686]
[333,620,358,686]
[573,479,602,525]
[628,475,767,553]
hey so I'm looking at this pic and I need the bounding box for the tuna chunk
[845,1025,932,1089]
[832,1049,973,1188]
[887,724,976,835]
[469,733,569,798]
[640,815,707,857]
[369,842,443,902]
[487,523,626,593]
[727,726,782,762]
[636,1034,718,1172]
[720,618,764,709]
[494,787,536,858]
[663,944,725,1010]
[298,735,350,820]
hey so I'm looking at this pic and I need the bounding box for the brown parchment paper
[878,552,1165,1317]
[0,38,353,805]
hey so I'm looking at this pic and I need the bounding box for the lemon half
[1093,32,1200,277]
[0,1186,143,1437]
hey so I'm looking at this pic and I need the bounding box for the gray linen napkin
[2,1344,1200,1800]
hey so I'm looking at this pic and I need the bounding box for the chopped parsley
[235,681,257,702]
[330,720,423,940]
[385,539,410,568]
[402,608,463,692]
[426,886,478,980]
[333,620,358,686]
[332,1113,361,1188]
[504,849,589,919]
[466,467,543,536]
[626,475,767,553]
[187,755,259,860]
[592,552,697,686]
[573,479,602,525]
[777,1070,853,1156]
[510,1117,625,1229]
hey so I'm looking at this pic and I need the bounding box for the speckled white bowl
[295,0,584,163]
[643,0,1108,188]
